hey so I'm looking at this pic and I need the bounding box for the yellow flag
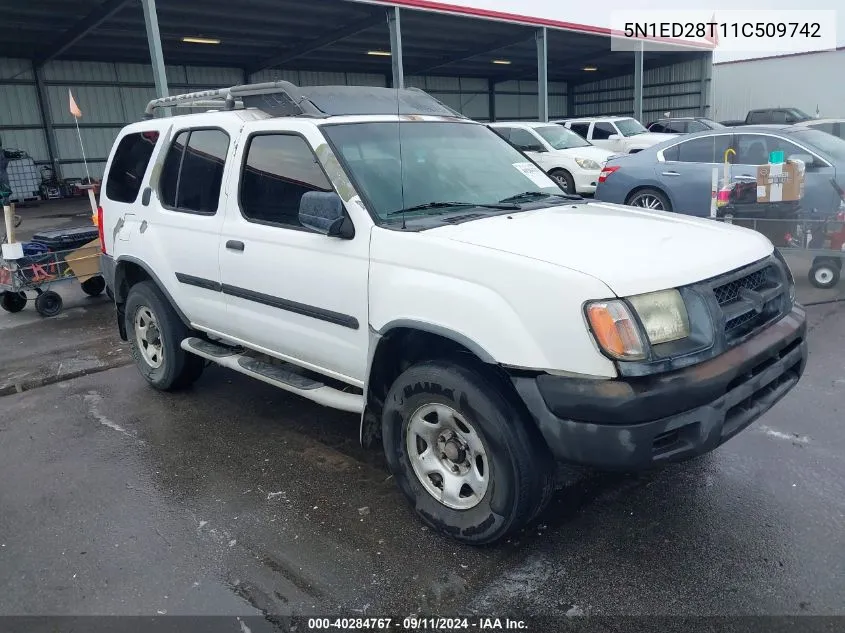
[69,89,82,119]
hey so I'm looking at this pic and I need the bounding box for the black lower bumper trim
[513,305,807,470]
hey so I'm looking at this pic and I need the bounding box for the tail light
[716,187,731,207]
[96,205,106,254]
[598,165,620,183]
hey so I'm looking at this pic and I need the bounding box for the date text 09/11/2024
[306,617,528,630]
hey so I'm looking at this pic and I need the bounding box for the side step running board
[181,337,363,414]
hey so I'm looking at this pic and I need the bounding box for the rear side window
[105,131,160,203]
[747,110,768,124]
[239,134,333,229]
[592,122,616,140]
[569,123,590,138]
[677,136,716,163]
[158,128,230,215]
[649,122,667,133]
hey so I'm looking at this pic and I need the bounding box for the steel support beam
[488,80,496,122]
[407,34,532,76]
[141,0,169,103]
[536,28,548,122]
[36,0,133,66]
[633,42,644,121]
[249,11,383,75]
[699,51,713,117]
[387,7,404,90]
[32,62,61,181]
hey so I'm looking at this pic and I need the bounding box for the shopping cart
[1,226,105,317]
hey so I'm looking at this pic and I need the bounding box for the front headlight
[628,289,690,345]
[574,158,601,170]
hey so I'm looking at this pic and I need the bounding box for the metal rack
[144,81,465,120]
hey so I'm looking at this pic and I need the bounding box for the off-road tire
[382,358,555,545]
[125,280,204,390]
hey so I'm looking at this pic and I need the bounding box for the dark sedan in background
[595,125,845,217]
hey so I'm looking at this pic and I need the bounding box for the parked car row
[593,125,845,218]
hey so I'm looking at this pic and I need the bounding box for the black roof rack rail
[143,81,466,120]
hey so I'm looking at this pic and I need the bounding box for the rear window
[105,131,160,203]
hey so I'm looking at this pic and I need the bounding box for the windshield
[534,125,591,150]
[616,118,648,137]
[322,121,562,222]
[789,128,845,162]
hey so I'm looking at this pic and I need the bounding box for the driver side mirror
[298,191,355,239]
[788,153,816,169]
[607,134,622,141]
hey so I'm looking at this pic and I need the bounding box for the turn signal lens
[586,300,646,360]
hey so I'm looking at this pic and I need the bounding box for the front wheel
[809,259,841,289]
[626,188,672,212]
[382,359,554,545]
[549,169,576,195]
[125,280,204,390]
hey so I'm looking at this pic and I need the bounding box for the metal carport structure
[1,0,713,180]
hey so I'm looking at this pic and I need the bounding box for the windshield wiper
[386,201,517,217]
[499,191,580,203]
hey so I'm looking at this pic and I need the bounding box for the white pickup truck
[556,116,676,154]
[99,82,807,545]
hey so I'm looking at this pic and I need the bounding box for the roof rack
[143,81,466,120]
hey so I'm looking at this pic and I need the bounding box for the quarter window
[239,134,333,228]
[105,131,160,203]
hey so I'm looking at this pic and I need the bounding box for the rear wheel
[382,359,554,544]
[1,291,27,313]
[626,188,672,212]
[125,281,204,390]
[81,275,106,296]
[549,169,576,195]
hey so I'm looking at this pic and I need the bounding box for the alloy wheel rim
[632,194,664,210]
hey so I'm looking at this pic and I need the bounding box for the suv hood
[428,202,773,297]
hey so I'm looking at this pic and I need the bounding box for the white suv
[556,116,676,154]
[99,82,807,545]
[488,121,613,194]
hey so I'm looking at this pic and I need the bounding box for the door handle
[141,187,152,206]
[661,171,681,176]
[226,240,245,251]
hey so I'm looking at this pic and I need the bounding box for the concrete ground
[2,200,845,625]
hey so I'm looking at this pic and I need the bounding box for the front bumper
[512,305,807,470]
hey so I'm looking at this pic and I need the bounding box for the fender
[114,255,191,328]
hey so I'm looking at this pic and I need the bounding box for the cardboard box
[756,160,805,203]
[64,239,102,283]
